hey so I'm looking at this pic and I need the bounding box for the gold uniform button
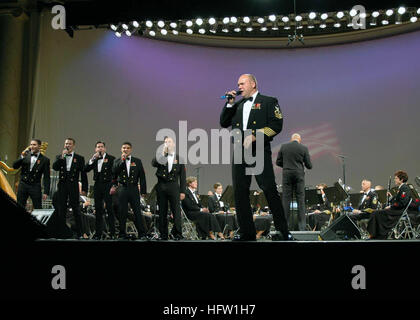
[236,123,240,126]
[253,121,256,124]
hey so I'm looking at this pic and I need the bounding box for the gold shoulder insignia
[274,106,282,119]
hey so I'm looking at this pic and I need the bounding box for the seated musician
[181,176,223,240]
[253,204,273,239]
[307,183,333,231]
[349,179,379,220]
[367,170,412,239]
[208,182,238,239]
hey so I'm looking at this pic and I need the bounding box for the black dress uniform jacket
[13,153,51,195]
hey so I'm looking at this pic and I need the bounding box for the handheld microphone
[221,90,242,100]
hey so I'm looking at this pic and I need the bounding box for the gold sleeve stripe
[257,127,277,137]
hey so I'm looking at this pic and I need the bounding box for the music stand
[220,185,234,207]
[200,194,209,208]
[220,185,237,237]
[305,189,323,208]
[375,190,387,206]
[323,186,345,205]
[349,193,363,209]
[408,184,420,200]
[257,192,268,208]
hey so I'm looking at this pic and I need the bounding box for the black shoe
[137,235,149,241]
[232,234,256,241]
[271,231,295,241]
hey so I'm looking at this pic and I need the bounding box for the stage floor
[2,237,420,303]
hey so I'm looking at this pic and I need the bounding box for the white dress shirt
[66,152,74,171]
[167,153,175,172]
[125,156,131,177]
[189,187,199,204]
[216,193,224,208]
[30,153,39,171]
[89,153,106,172]
[226,91,259,130]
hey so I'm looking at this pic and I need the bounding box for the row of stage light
[110,7,420,38]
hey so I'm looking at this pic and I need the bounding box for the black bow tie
[31,153,38,157]
[125,157,130,161]
[244,97,253,102]
[98,156,103,160]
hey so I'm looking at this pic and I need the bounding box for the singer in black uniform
[276,133,312,231]
[52,138,88,238]
[111,142,147,240]
[220,74,291,241]
[13,139,50,209]
[84,141,116,239]
[152,136,186,240]
[367,170,411,239]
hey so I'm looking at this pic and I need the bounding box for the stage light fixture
[309,12,316,19]
[160,29,168,35]
[196,18,203,25]
[386,9,394,16]
[125,30,132,36]
[208,18,216,25]
[157,20,165,28]
[115,31,122,37]
[186,20,193,27]
[222,28,229,33]
[417,8,420,14]
[223,17,229,24]
[319,23,326,28]
[209,24,217,33]
[260,26,267,32]
[398,7,406,15]
[336,11,344,19]
[321,13,328,20]
[246,27,253,32]
[198,28,205,34]
[334,22,341,28]
[372,11,380,18]
[295,15,302,22]
[268,14,276,22]
[132,21,139,28]
[243,16,251,23]
[234,27,241,32]
[122,23,128,30]
[410,15,418,23]
[145,20,153,28]
[382,19,389,25]
[172,30,179,35]
[282,16,289,23]
[346,16,354,27]
[149,30,156,36]
[186,28,193,34]
[257,17,264,24]
[230,16,238,23]
[370,17,377,26]
[170,22,177,28]
[349,9,357,17]
[307,19,315,29]
[110,24,117,31]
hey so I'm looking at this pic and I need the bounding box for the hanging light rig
[287,0,304,46]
